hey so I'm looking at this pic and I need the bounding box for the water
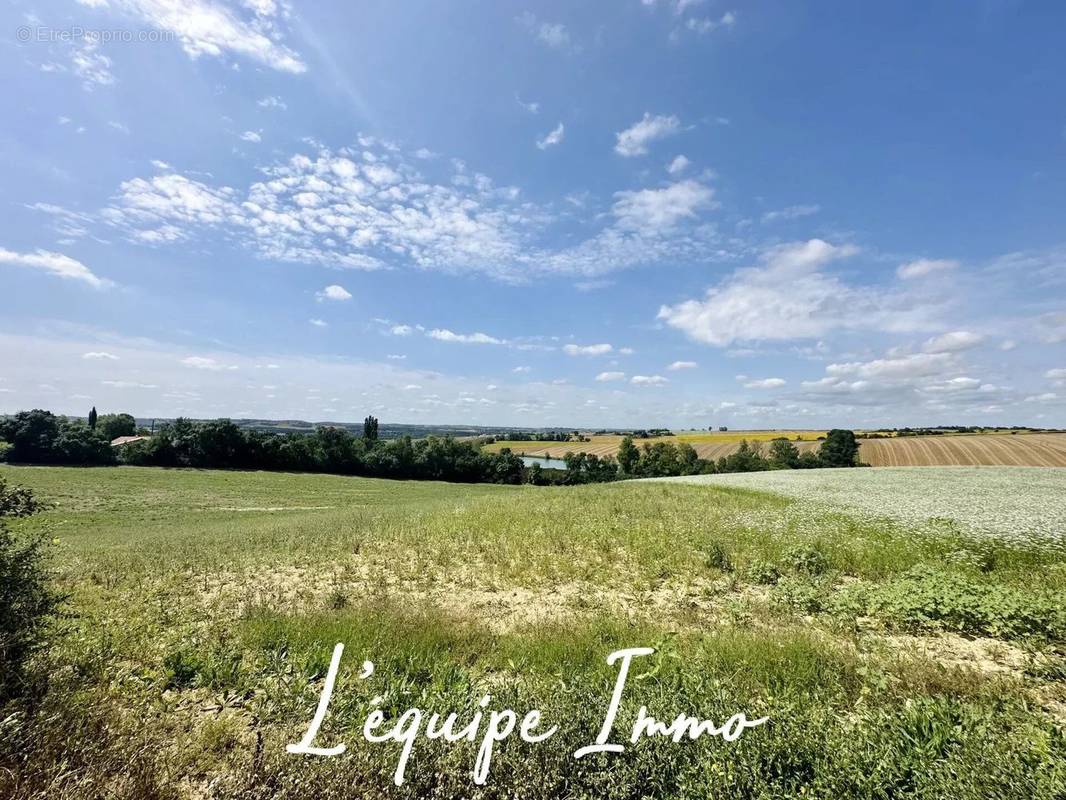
[520,455,569,470]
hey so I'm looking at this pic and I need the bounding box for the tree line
[543,431,862,484]
[0,409,863,485]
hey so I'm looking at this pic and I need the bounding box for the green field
[3,465,1066,798]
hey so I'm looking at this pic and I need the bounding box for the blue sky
[2,0,1065,428]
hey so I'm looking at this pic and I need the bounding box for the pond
[520,455,569,470]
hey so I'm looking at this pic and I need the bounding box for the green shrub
[784,544,831,576]
[0,478,62,701]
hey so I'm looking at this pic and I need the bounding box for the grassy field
[2,465,1066,798]
[483,431,1066,467]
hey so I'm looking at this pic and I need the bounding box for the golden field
[482,431,1066,468]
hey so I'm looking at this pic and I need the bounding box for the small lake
[520,455,569,470]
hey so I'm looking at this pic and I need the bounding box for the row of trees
[0,410,134,465]
[532,430,863,485]
[1,410,863,485]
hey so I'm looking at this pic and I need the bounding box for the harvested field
[484,431,1066,467]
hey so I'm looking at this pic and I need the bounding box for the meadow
[2,464,1065,798]
[482,430,1066,468]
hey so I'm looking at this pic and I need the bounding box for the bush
[0,478,62,701]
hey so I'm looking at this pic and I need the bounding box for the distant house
[110,435,151,448]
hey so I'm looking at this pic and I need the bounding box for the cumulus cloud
[317,284,352,301]
[240,130,262,143]
[76,0,306,73]
[658,239,942,347]
[309,318,327,327]
[922,330,983,353]
[390,325,413,336]
[0,246,107,288]
[612,179,715,234]
[615,113,681,157]
[564,343,613,356]
[739,376,786,389]
[897,258,959,280]
[596,371,626,382]
[428,329,504,345]
[536,122,565,150]
[82,351,119,360]
[668,360,697,370]
[631,375,668,385]
[666,155,690,175]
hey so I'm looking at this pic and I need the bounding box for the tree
[617,436,639,476]
[0,478,62,701]
[819,429,860,467]
[363,415,379,445]
[768,438,800,469]
[87,406,98,430]
[98,413,136,440]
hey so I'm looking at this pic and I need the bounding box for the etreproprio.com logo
[16,25,176,44]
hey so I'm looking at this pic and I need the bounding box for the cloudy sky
[2,1,1065,428]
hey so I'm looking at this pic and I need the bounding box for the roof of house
[110,435,151,447]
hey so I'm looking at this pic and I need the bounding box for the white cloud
[387,354,406,360]
[536,122,565,150]
[515,95,540,114]
[922,330,983,353]
[70,40,115,89]
[82,351,119,360]
[615,113,682,157]
[1046,368,1066,387]
[95,139,729,280]
[77,0,306,73]
[612,179,715,233]
[181,356,228,370]
[826,352,952,381]
[631,375,668,386]
[668,360,697,370]
[657,239,919,347]
[317,284,352,301]
[240,130,262,143]
[428,329,504,345]
[666,155,690,175]
[257,95,287,110]
[390,325,413,336]
[108,120,130,134]
[517,12,571,49]
[512,366,531,373]
[685,11,736,34]
[897,258,959,280]
[564,343,613,356]
[739,376,786,389]
[761,204,820,224]
[0,246,107,288]
[309,318,327,327]
[596,371,626,382]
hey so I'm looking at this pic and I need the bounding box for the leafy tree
[0,478,62,701]
[617,436,639,475]
[819,429,860,467]
[768,437,800,469]
[87,406,97,430]
[363,415,379,445]
[98,413,136,440]
[717,440,770,473]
